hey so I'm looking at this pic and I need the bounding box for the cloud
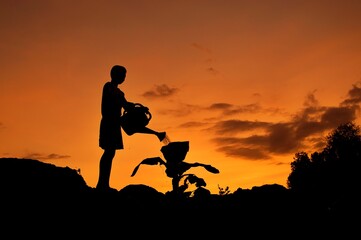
[207,67,219,75]
[320,106,358,127]
[178,121,210,128]
[267,123,304,154]
[340,82,361,107]
[191,43,212,54]
[159,102,203,117]
[169,84,360,161]
[207,85,361,160]
[22,152,71,160]
[207,102,262,116]
[209,120,270,135]
[142,84,179,99]
[209,122,302,160]
[215,143,271,160]
[191,42,220,76]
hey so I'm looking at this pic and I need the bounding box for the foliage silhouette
[2,124,360,235]
[218,184,231,195]
[0,155,353,235]
[287,121,361,212]
[131,141,219,196]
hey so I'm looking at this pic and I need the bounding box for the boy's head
[110,65,127,83]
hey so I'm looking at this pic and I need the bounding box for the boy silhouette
[96,65,168,191]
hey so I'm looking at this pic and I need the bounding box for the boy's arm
[124,101,135,110]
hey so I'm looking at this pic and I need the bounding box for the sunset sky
[1,0,361,194]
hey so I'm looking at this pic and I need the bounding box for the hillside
[0,157,356,237]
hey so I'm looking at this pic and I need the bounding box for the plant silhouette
[130,141,219,196]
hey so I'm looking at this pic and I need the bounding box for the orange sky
[1,0,361,194]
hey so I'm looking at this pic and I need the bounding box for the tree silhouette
[287,121,361,210]
[130,141,219,196]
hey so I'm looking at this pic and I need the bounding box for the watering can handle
[133,103,152,121]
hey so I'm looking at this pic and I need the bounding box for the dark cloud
[207,85,361,160]
[142,84,178,99]
[160,101,259,118]
[303,90,319,107]
[320,106,358,127]
[341,83,361,106]
[159,103,202,117]
[208,103,233,110]
[168,84,360,161]
[191,42,220,76]
[210,122,302,159]
[22,152,70,160]
[191,43,212,54]
[208,102,261,116]
[215,144,270,160]
[178,121,209,128]
[293,120,325,139]
[209,120,270,135]
[267,123,302,154]
[207,67,219,75]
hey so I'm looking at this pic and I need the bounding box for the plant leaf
[185,174,206,187]
[130,164,141,177]
[130,157,165,177]
[141,157,165,165]
[203,164,220,174]
[189,162,219,174]
[195,178,206,187]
